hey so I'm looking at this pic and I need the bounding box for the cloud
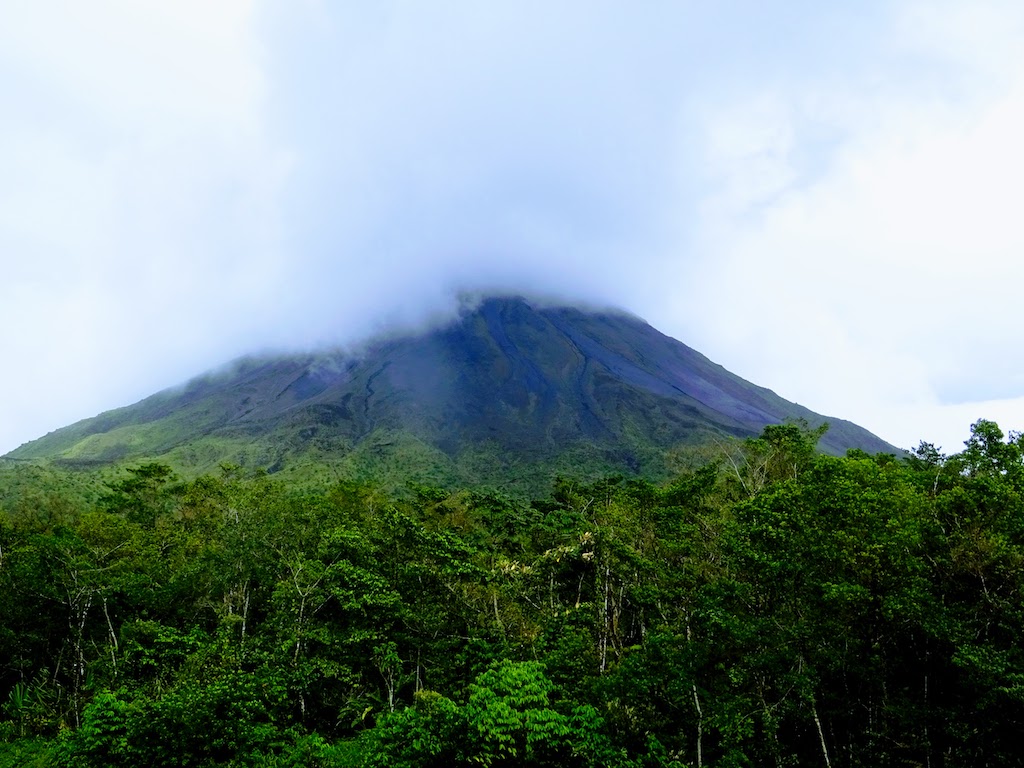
[679,0,1024,450]
[2,0,1024,457]
[252,3,685,336]
[0,1,288,450]
[249,1,898,342]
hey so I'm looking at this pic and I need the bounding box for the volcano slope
[7,297,895,492]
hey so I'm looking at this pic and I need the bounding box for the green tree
[364,661,618,768]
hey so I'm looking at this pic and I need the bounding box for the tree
[364,661,618,768]
[723,421,828,498]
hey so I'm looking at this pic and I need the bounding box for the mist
[3,1,1024,456]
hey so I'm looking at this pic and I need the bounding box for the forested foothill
[2,419,1024,766]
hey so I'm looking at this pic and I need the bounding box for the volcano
[7,296,895,491]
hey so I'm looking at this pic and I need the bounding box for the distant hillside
[7,296,896,492]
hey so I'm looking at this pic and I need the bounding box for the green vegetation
[2,420,1023,765]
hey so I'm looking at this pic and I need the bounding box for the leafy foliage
[3,420,1024,765]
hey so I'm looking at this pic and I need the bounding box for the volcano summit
[7,297,894,491]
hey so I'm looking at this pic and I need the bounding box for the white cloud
[0,0,289,451]
[0,1,262,137]
[3,0,1024,458]
[682,0,1024,449]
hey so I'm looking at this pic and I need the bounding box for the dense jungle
[2,420,1023,767]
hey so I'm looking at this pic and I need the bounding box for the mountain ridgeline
[8,297,894,489]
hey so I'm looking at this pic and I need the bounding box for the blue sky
[3,0,1024,456]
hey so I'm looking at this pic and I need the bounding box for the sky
[3,0,1024,457]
